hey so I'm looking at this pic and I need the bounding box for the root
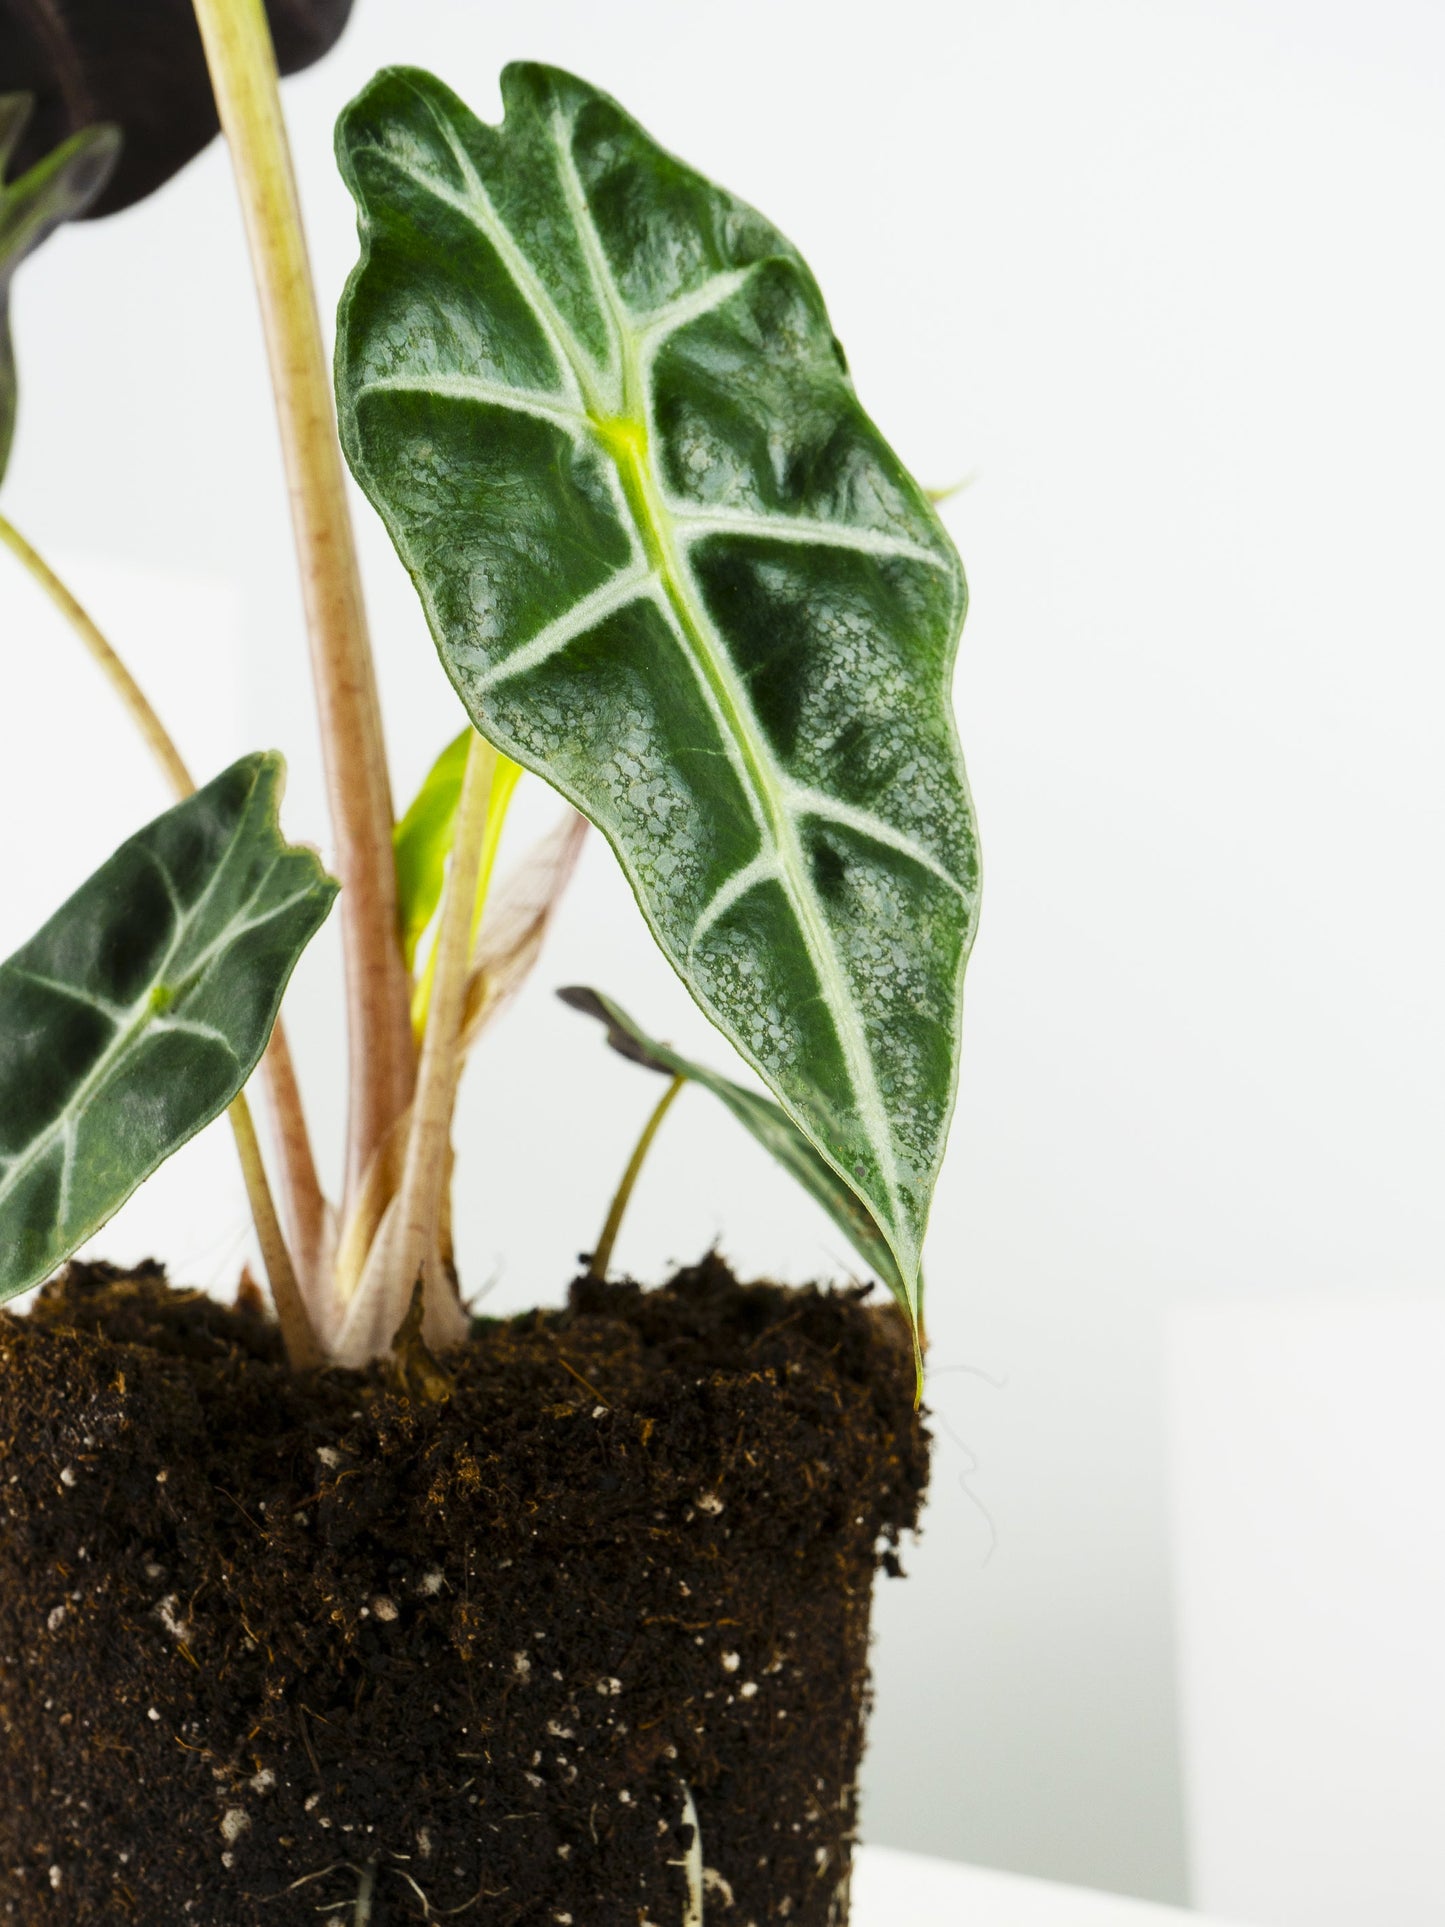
[671,1782,704,1927]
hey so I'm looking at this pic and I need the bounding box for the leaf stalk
[0,510,330,1336]
[339,733,495,1360]
[227,1091,322,1368]
[590,1074,684,1282]
[191,0,414,1210]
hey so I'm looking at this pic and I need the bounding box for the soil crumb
[0,1254,927,1924]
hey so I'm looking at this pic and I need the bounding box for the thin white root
[351,1860,375,1924]
[674,1783,704,1927]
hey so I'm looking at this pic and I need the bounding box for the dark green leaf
[335,64,980,1336]
[0,2,352,218]
[0,96,119,481]
[393,727,470,970]
[0,752,337,1300]
[559,986,908,1312]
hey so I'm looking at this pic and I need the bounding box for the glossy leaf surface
[0,1,352,218]
[336,64,979,1329]
[0,96,119,480]
[0,753,336,1300]
[560,986,907,1309]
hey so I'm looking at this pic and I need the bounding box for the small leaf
[0,752,337,1301]
[393,727,470,970]
[335,806,588,1306]
[0,96,120,481]
[335,65,980,1334]
[461,808,588,1047]
[0,2,353,219]
[559,986,909,1312]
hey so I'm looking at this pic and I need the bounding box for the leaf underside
[0,753,337,1301]
[0,96,121,483]
[335,63,979,1329]
[560,986,908,1308]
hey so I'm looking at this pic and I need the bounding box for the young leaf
[1,97,120,481]
[335,64,980,1335]
[559,987,908,1311]
[0,752,337,1301]
[393,727,470,970]
[0,3,352,219]
[333,806,587,1309]
[460,807,588,1047]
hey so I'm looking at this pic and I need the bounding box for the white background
[2,0,1443,1908]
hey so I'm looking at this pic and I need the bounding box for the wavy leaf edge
[335,62,980,1326]
[0,751,337,1300]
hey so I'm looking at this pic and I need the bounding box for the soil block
[0,1254,928,1924]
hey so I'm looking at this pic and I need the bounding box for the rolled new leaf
[393,727,470,971]
[0,96,120,481]
[0,752,337,1300]
[559,987,908,1312]
[0,0,352,218]
[335,64,980,1342]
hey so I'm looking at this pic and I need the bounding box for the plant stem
[0,509,330,1330]
[411,753,522,1037]
[191,0,414,1212]
[0,512,192,798]
[255,1018,330,1309]
[590,1074,685,1282]
[359,733,495,1358]
[227,1090,322,1368]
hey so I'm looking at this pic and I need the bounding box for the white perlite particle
[513,1651,532,1681]
[249,1769,276,1795]
[694,1490,724,1516]
[595,1676,622,1696]
[419,1570,444,1596]
[156,1595,190,1641]
[316,1446,341,1469]
[46,1605,65,1634]
[48,1867,61,1891]
[371,1596,399,1623]
[721,1651,740,1673]
[219,1810,250,1845]
[58,1467,77,1488]
[739,1682,758,1700]
[147,1708,161,1723]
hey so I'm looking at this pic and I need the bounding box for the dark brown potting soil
[0,1255,927,1924]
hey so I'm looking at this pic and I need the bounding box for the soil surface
[0,1255,927,1924]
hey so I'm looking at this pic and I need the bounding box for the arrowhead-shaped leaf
[0,96,120,481]
[0,752,337,1301]
[335,64,980,1333]
[560,986,909,1311]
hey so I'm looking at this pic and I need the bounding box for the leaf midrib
[544,114,913,1261]
[0,809,303,1223]
[371,86,932,1289]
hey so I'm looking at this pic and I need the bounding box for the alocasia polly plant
[0,755,335,1299]
[0,94,119,478]
[0,4,976,1390]
[0,0,352,215]
[333,66,978,1345]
